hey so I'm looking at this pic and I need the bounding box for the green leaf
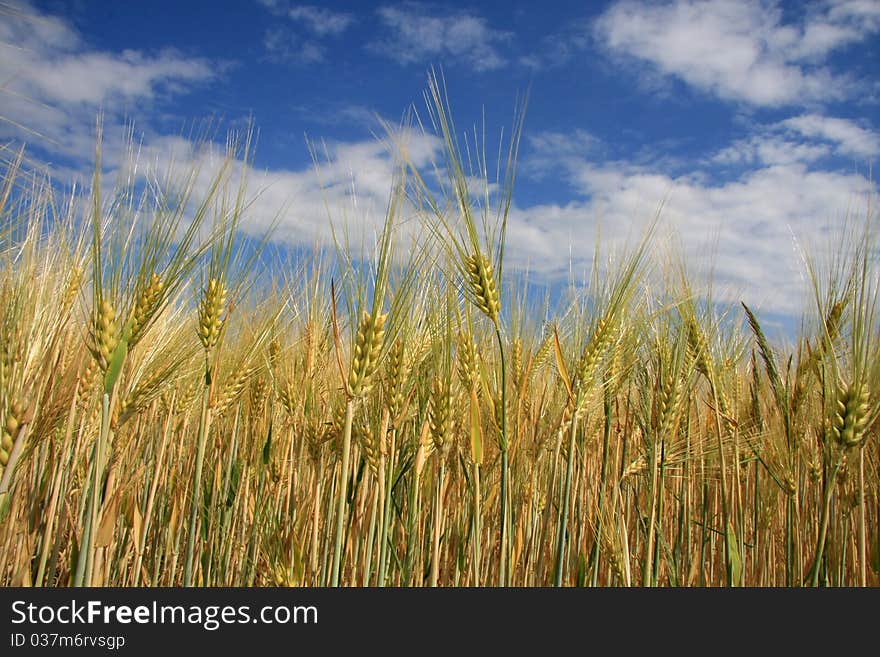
[226,461,241,509]
[262,418,273,466]
[552,325,573,402]
[469,386,483,465]
[726,522,742,586]
[104,337,128,394]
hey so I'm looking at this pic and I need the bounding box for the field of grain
[0,82,877,587]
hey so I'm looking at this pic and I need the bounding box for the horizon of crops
[1,79,878,587]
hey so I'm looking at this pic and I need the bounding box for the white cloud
[289,102,382,128]
[162,120,868,319]
[286,5,354,36]
[256,2,354,65]
[258,0,354,35]
[371,4,512,72]
[516,129,876,315]
[0,4,213,108]
[0,1,440,259]
[594,0,880,106]
[518,18,592,70]
[106,126,443,256]
[713,136,831,166]
[833,0,880,22]
[528,129,600,157]
[0,1,216,160]
[709,114,879,167]
[780,114,880,159]
[3,0,875,326]
[20,51,213,105]
[263,26,325,64]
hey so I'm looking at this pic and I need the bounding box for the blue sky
[1,0,878,330]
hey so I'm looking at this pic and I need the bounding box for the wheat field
[0,82,877,588]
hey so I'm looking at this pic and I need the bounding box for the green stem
[72,486,92,587]
[74,392,110,587]
[554,412,578,586]
[184,379,211,586]
[495,326,509,586]
[808,452,842,587]
[785,496,794,586]
[643,433,660,587]
[652,440,667,586]
[330,399,354,587]
[363,483,379,586]
[430,456,445,587]
[858,446,866,587]
[589,388,613,586]
[403,462,420,586]
[709,380,733,586]
[472,463,482,586]
[309,460,323,583]
[376,430,395,586]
